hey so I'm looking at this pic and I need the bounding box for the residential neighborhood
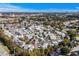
[0,4,79,59]
[0,12,79,56]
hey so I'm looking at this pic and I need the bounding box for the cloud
[0,3,35,12]
[0,4,45,12]
[75,7,79,9]
[0,3,46,12]
[0,3,78,12]
[0,3,47,12]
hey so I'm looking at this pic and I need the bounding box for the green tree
[67,31,76,41]
[60,47,70,55]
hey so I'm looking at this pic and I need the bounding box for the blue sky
[0,3,79,12]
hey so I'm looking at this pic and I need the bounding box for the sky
[0,3,79,12]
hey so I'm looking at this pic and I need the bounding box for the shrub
[60,47,70,55]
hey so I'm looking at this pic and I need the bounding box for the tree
[60,47,70,55]
[67,31,76,41]
[64,38,70,45]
